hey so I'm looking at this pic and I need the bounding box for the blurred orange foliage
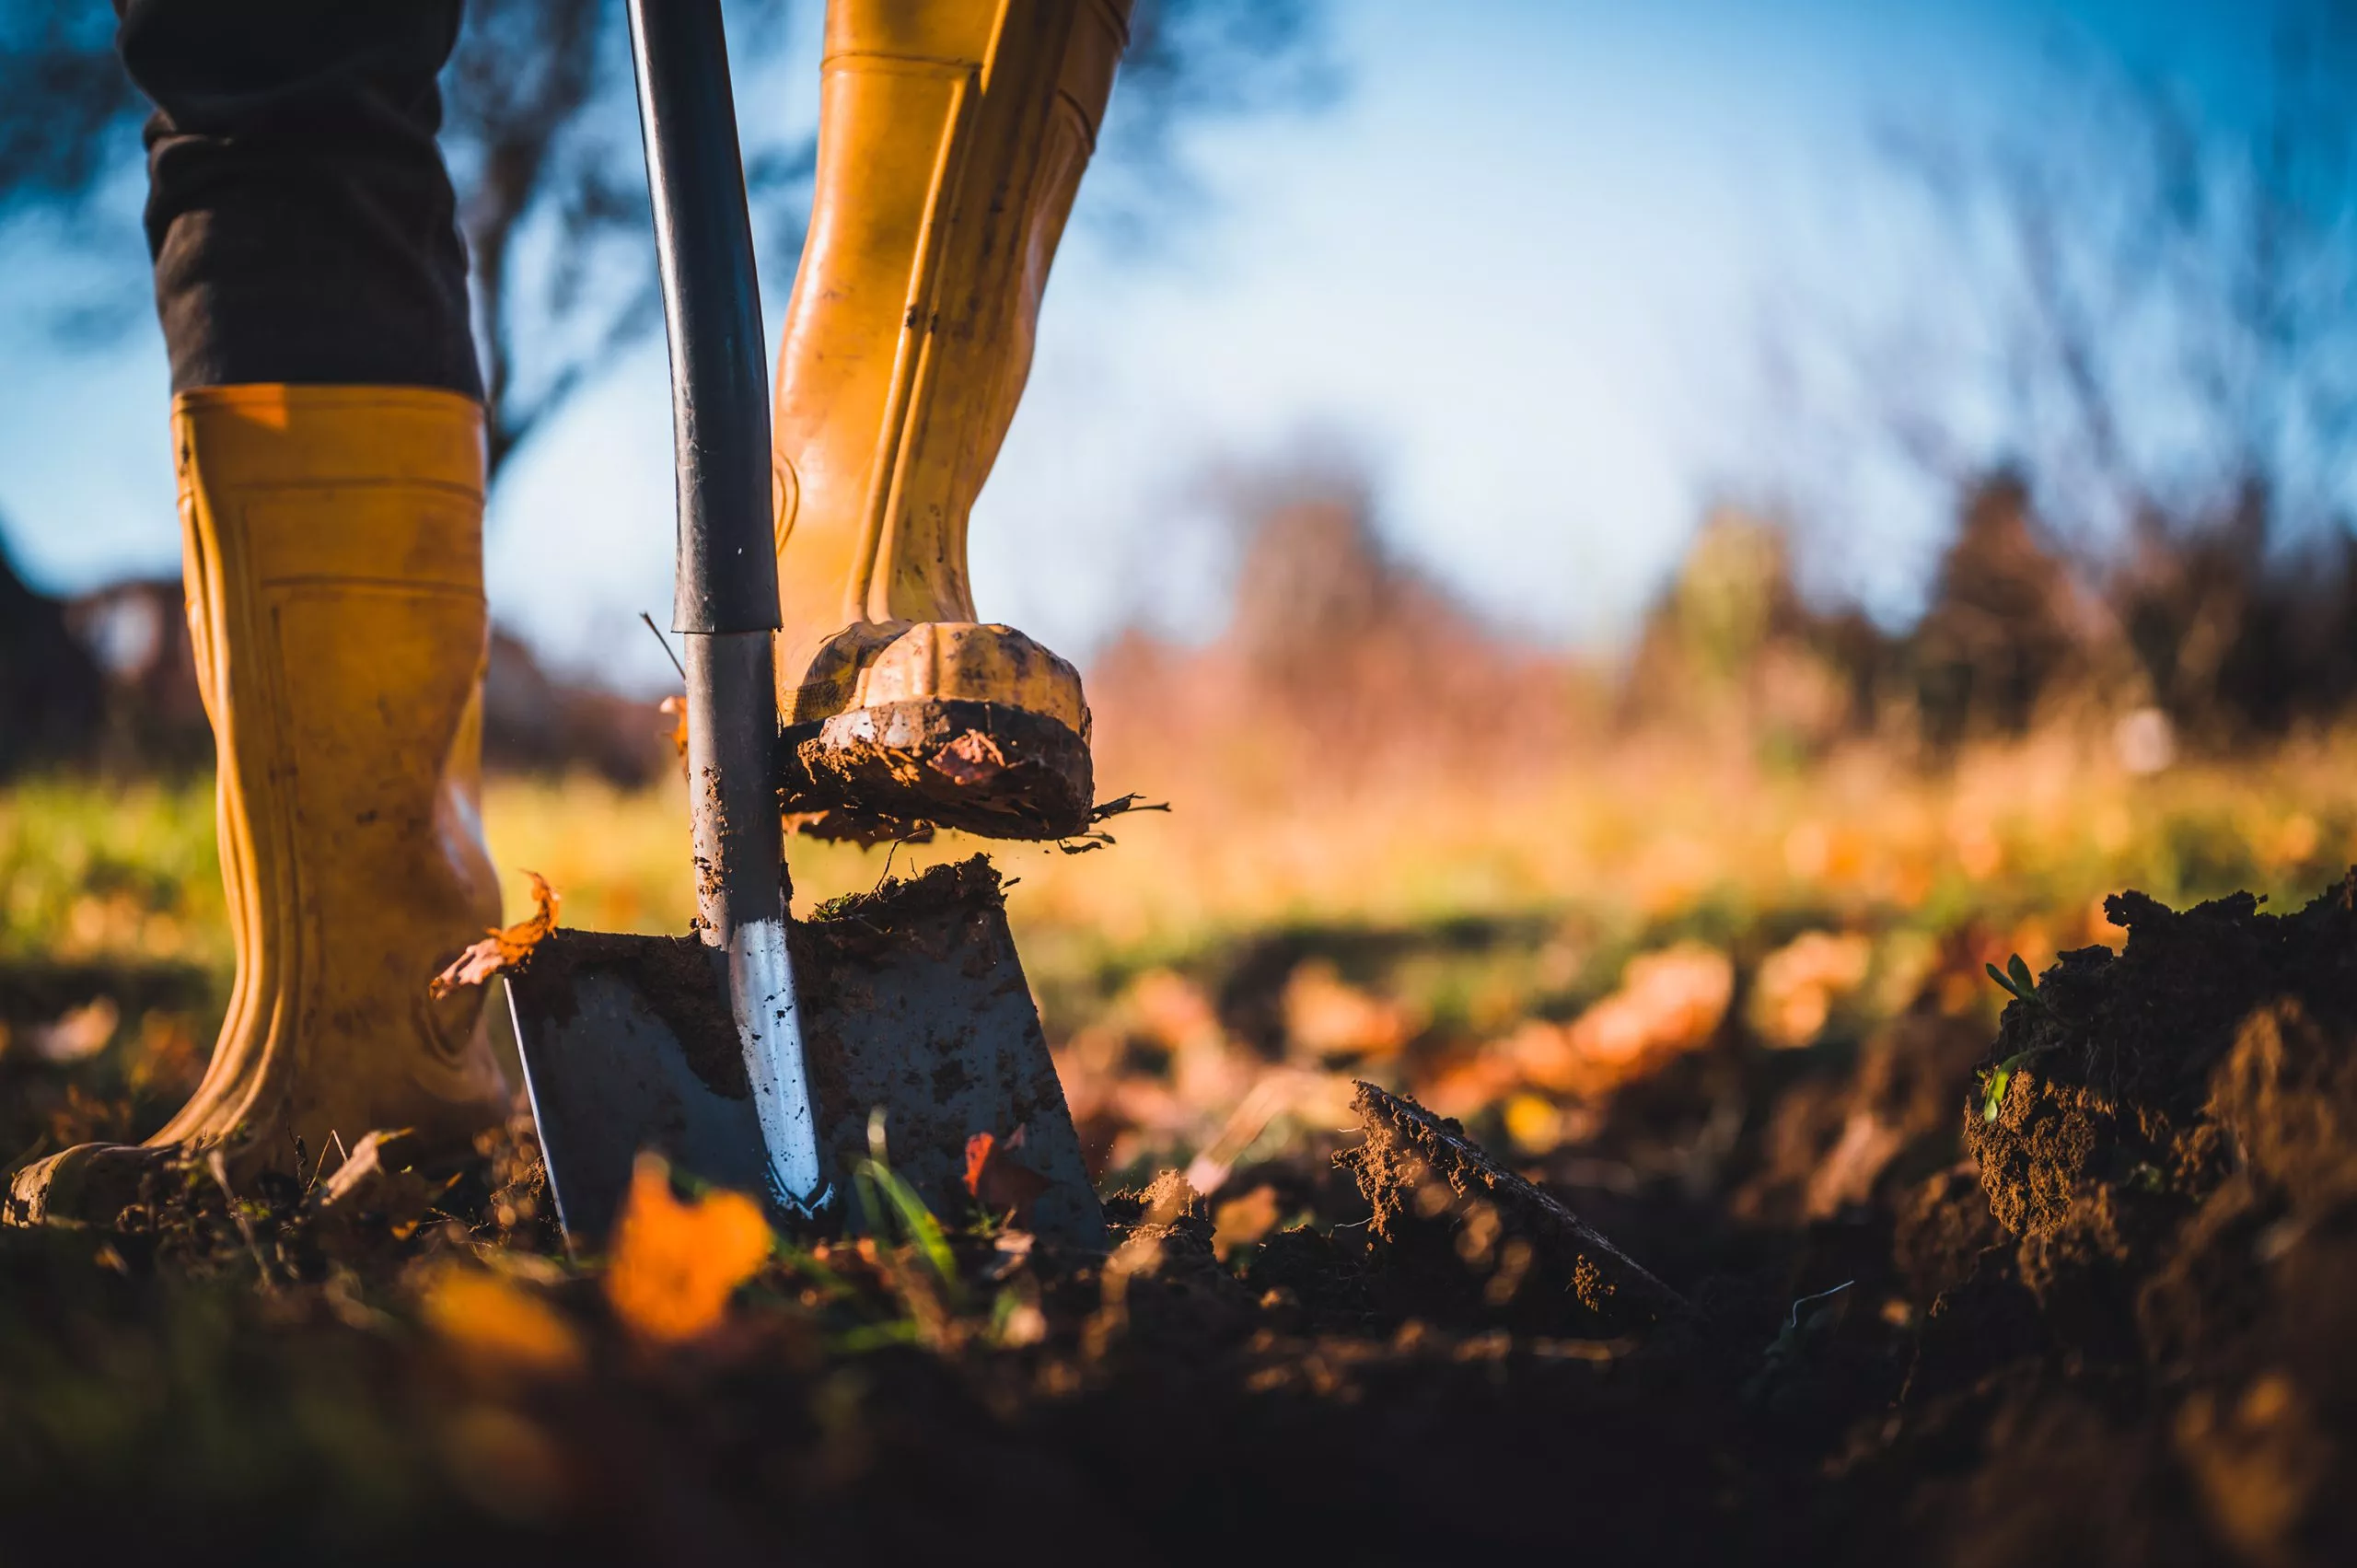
[421,1265,585,1379]
[603,1153,772,1343]
[1510,943,1735,1097]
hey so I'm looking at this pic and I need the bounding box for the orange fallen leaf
[1509,943,1734,1097]
[315,1128,440,1241]
[431,871,560,999]
[421,1264,585,1378]
[1211,1183,1282,1262]
[1281,959,1417,1061]
[963,1128,1052,1219]
[604,1153,772,1343]
[659,694,688,766]
[1747,930,1873,1050]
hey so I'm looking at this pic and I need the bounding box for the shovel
[504,0,1103,1252]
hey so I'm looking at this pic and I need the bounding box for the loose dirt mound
[1341,1080,1682,1333]
[1887,874,2357,1565]
[1963,877,2357,1347]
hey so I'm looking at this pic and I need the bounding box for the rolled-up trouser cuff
[115,0,482,398]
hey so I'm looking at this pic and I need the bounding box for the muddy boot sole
[778,697,1094,842]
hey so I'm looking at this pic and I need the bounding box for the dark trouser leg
[113,0,479,396]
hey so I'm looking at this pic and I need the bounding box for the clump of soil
[1893,873,2357,1563]
[781,696,1095,841]
[1341,1080,1681,1333]
[1964,877,2357,1350]
[1736,1004,1995,1226]
[803,854,1006,942]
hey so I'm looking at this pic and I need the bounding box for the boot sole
[778,698,1094,841]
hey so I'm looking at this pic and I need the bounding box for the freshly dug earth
[1922,875,2357,1567]
[6,877,2357,1564]
[1341,1080,1683,1332]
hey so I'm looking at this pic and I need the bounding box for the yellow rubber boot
[771,0,1131,841]
[7,387,510,1226]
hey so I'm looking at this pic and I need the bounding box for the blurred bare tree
[441,0,812,473]
[1089,449,1594,804]
[1906,10,2357,546]
[1777,0,2357,745]
[0,6,137,210]
[1091,0,1338,241]
[0,0,1333,482]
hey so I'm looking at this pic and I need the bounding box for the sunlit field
[14,505,2357,1556]
[15,468,2357,1559]
[11,723,2354,1179]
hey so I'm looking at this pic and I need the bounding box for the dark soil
[7,876,2357,1564]
[781,696,1096,842]
[1341,1080,1683,1332]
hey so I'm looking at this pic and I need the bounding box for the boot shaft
[165,386,506,1162]
[772,0,1130,706]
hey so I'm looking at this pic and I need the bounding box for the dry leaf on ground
[431,871,561,999]
[604,1153,772,1343]
[22,997,119,1063]
[963,1128,1052,1219]
[1281,959,1419,1061]
[1749,930,1874,1049]
[420,1264,585,1379]
[1510,943,1734,1096]
[314,1128,441,1244]
[659,693,688,765]
[1211,1184,1282,1261]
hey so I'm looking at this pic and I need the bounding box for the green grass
[4,729,2355,1175]
[0,776,226,969]
[3,731,2352,1031]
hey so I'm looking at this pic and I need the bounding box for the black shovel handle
[627,0,779,637]
[628,0,791,953]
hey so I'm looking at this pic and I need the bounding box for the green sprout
[853,1156,959,1290]
[1984,953,2043,1009]
[1977,1043,2062,1122]
[1985,950,2080,1025]
[851,1109,960,1295]
[1976,952,2074,1121]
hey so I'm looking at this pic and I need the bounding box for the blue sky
[0,0,2291,691]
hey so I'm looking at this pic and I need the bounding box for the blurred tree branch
[0,3,139,214]
[1750,0,2357,746]
[1093,0,1340,242]
[1869,2,2357,547]
[440,0,821,476]
[0,0,1336,486]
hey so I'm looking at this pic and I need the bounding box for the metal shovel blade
[506,858,1105,1250]
[505,929,770,1242]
